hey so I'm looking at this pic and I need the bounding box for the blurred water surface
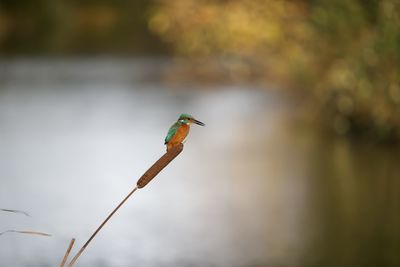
[0,59,399,267]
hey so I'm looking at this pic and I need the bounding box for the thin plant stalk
[60,238,75,267]
[67,186,138,267]
[65,144,183,267]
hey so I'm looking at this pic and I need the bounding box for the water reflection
[303,135,400,267]
[0,59,399,267]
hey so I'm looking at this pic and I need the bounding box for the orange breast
[167,124,190,151]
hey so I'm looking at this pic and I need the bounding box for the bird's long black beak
[194,119,205,126]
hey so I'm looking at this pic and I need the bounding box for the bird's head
[178,114,205,126]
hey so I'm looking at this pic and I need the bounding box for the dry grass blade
[0,230,51,237]
[0,208,31,217]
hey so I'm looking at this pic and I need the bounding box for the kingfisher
[164,114,205,152]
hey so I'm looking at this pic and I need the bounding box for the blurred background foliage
[1,0,400,141]
[149,0,400,141]
[0,0,164,55]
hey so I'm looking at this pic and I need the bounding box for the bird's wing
[164,122,180,144]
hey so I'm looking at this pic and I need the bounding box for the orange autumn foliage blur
[150,0,400,141]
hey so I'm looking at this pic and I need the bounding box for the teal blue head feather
[177,113,205,126]
[179,114,194,120]
[178,114,193,124]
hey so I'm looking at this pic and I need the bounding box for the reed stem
[67,186,138,267]
[65,143,184,266]
[60,238,75,267]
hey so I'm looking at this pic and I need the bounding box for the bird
[164,114,205,152]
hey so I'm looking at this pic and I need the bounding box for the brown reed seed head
[137,143,184,188]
